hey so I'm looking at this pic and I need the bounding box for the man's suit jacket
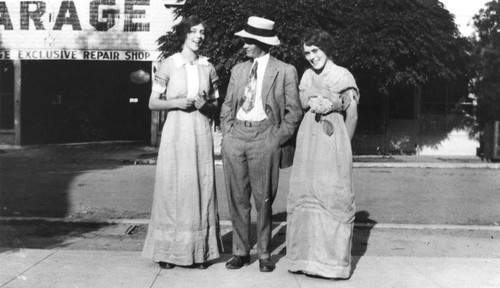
[220,56,303,168]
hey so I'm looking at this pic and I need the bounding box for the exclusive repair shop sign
[0,0,179,61]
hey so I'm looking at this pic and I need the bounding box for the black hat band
[244,24,275,37]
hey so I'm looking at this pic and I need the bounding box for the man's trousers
[221,118,281,260]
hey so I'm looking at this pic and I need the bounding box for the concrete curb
[3,139,496,169]
[353,162,500,169]
[0,145,21,150]
[2,217,500,231]
[212,160,499,169]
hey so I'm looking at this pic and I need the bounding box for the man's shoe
[159,262,175,269]
[225,255,250,269]
[259,259,275,272]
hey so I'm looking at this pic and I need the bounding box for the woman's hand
[194,91,208,110]
[300,94,317,109]
[307,95,318,102]
[321,89,343,111]
[173,98,195,110]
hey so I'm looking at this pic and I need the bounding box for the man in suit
[220,16,303,273]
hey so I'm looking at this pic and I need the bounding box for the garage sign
[0,0,178,60]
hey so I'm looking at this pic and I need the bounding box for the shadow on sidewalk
[0,220,107,252]
[0,143,149,253]
[351,210,377,273]
[217,210,376,273]
[257,210,376,276]
[217,219,287,265]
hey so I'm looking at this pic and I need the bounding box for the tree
[472,0,500,128]
[157,0,470,98]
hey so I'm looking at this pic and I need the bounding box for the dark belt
[234,118,270,127]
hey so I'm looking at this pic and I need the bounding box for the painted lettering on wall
[124,0,148,32]
[89,0,118,31]
[0,0,176,58]
[0,0,151,31]
[20,1,46,30]
[0,2,13,29]
[0,49,159,61]
[53,1,81,30]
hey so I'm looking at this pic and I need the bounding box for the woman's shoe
[159,262,175,269]
[197,263,208,269]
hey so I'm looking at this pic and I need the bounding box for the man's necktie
[242,61,258,112]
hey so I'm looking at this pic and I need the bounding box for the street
[1,144,499,225]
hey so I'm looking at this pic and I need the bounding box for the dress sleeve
[338,71,360,111]
[152,60,170,94]
[340,89,358,110]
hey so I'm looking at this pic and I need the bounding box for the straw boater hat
[235,16,280,46]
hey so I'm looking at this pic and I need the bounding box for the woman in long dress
[286,29,359,279]
[142,16,221,269]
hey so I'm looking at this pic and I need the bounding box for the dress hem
[288,260,351,279]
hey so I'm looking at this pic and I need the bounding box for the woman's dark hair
[172,16,208,52]
[302,29,334,58]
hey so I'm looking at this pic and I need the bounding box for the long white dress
[287,60,360,278]
[142,53,221,265]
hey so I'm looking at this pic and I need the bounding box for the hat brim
[235,30,280,46]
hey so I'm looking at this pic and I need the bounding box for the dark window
[0,61,14,129]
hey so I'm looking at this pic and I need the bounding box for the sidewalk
[2,219,500,287]
[1,248,499,288]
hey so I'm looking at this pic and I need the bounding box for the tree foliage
[472,0,500,127]
[157,0,470,97]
